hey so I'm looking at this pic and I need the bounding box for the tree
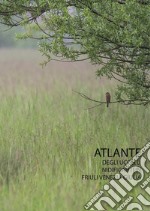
[0,0,149,106]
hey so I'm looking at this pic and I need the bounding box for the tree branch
[73,90,150,109]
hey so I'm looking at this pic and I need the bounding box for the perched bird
[106,92,111,107]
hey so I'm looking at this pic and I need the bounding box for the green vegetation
[0,50,150,211]
[0,0,149,105]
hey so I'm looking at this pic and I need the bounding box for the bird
[106,92,111,107]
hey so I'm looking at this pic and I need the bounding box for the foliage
[0,0,150,105]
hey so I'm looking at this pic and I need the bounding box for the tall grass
[0,49,150,211]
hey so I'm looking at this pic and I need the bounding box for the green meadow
[0,49,150,211]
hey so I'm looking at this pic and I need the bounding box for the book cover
[0,1,150,210]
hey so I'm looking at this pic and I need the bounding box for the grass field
[0,49,150,211]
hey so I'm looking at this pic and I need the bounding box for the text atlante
[94,148,141,158]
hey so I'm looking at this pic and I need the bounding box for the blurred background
[0,22,105,94]
[0,24,37,48]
